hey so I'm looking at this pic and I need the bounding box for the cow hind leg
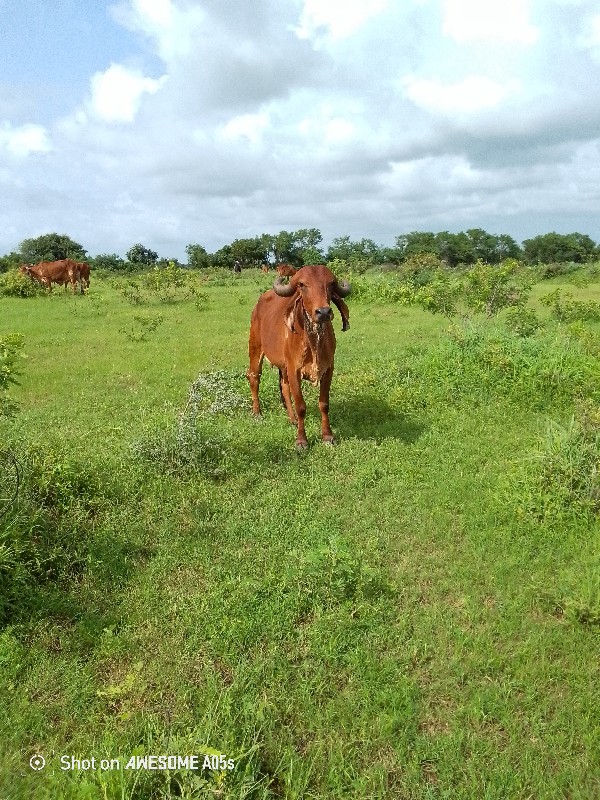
[247,345,264,416]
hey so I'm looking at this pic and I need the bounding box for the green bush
[341,274,414,305]
[131,371,244,477]
[462,258,531,317]
[0,334,25,417]
[540,288,600,322]
[539,261,582,280]
[504,306,543,337]
[508,400,600,526]
[0,269,45,298]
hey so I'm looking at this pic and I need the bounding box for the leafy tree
[211,244,234,270]
[295,228,323,263]
[465,229,520,264]
[20,233,87,264]
[186,244,210,270]
[379,246,404,265]
[396,232,437,259]
[230,238,268,269]
[326,236,381,264]
[301,246,324,265]
[434,231,475,268]
[326,236,353,261]
[522,232,597,264]
[126,243,159,267]
[495,234,521,262]
[0,252,23,273]
[92,253,126,271]
[463,259,530,317]
[262,228,323,267]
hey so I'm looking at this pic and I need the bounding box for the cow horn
[273,277,296,296]
[335,279,351,297]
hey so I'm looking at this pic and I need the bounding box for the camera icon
[29,754,46,771]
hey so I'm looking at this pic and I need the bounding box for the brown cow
[276,263,297,278]
[75,262,90,293]
[19,260,80,294]
[275,263,349,331]
[261,265,270,273]
[247,264,351,448]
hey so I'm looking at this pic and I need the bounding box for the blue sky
[1,0,599,260]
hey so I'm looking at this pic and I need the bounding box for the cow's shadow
[332,396,425,444]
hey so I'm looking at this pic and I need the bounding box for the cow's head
[18,264,33,276]
[273,264,351,329]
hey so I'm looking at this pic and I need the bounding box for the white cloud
[0,122,51,157]
[219,112,270,145]
[293,0,388,41]
[131,0,173,29]
[110,0,204,62]
[579,13,600,59]
[442,0,538,45]
[402,75,517,115]
[87,63,167,123]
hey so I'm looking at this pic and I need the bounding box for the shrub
[397,252,444,287]
[131,371,245,477]
[508,400,600,526]
[539,261,581,280]
[539,288,600,322]
[462,259,531,317]
[413,274,461,317]
[505,306,543,338]
[0,334,25,417]
[0,269,45,298]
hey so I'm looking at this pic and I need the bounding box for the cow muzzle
[314,306,333,323]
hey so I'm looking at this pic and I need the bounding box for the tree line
[0,229,598,274]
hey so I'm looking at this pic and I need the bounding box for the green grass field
[1,268,599,799]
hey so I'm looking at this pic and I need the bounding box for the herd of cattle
[18,257,351,448]
[19,259,90,294]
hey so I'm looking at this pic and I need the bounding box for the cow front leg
[288,370,308,448]
[279,369,296,426]
[319,367,335,444]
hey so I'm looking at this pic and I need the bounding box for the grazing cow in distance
[247,265,351,448]
[261,264,270,273]
[19,259,80,294]
[276,263,297,278]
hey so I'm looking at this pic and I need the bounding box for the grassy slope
[0,271,599,799]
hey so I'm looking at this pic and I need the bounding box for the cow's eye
[298,282,305,289]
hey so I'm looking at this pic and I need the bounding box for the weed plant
[507,399,600,527]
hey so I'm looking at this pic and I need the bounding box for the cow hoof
[295,440,309,451]
[323,437,335,447]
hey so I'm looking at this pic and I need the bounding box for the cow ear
[285,295,302,333]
